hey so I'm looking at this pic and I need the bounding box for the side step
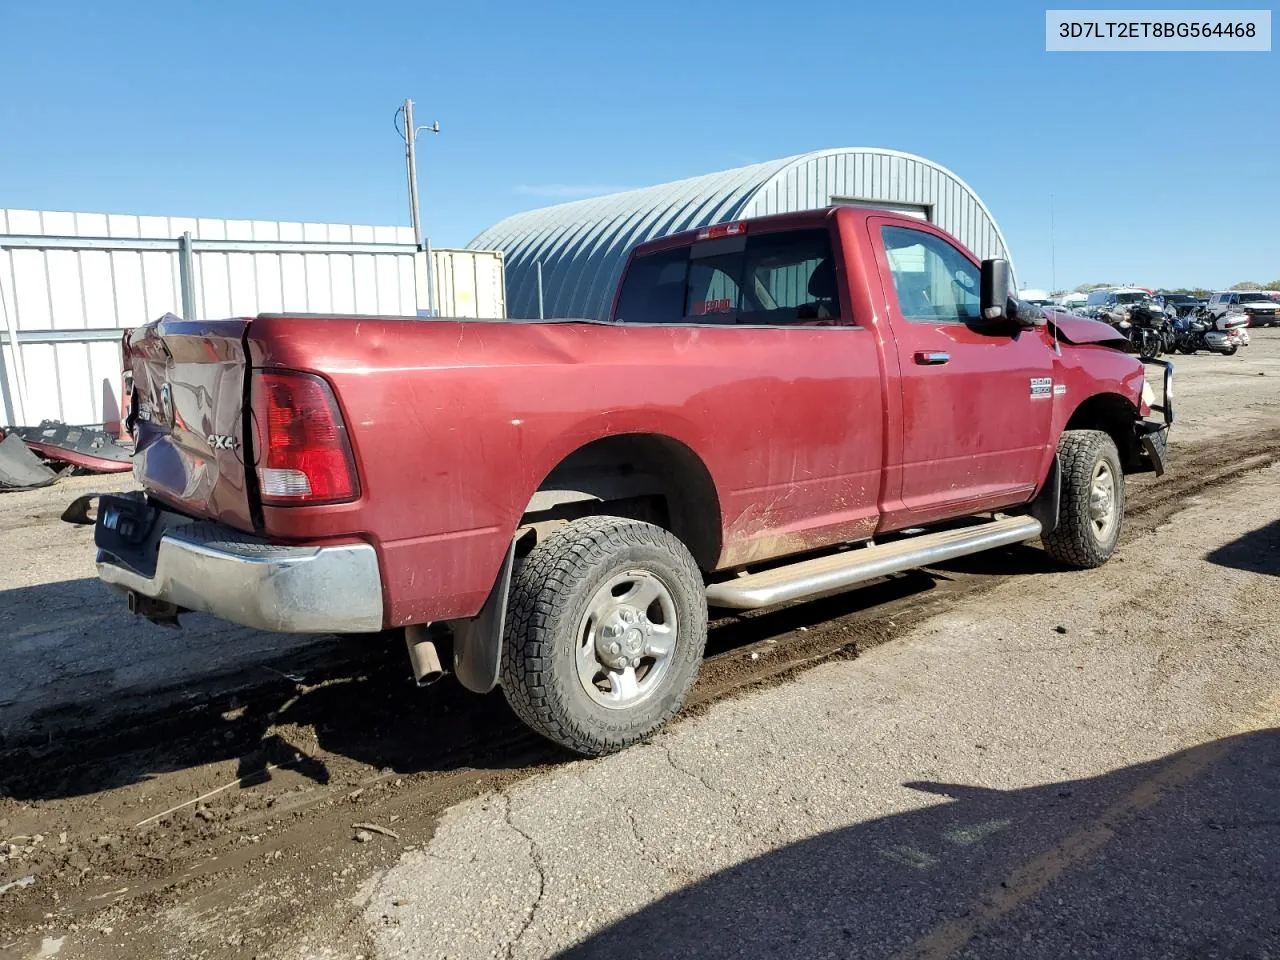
[705,516,1043,610]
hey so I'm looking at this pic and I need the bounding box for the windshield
[1239,292,1274,303]
[1114,292,1149,305]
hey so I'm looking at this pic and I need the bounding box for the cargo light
[696,222,747,241]
[252,371,358,504]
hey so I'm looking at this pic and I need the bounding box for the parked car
[1207,291,1280,327]
[76,206,1173,757]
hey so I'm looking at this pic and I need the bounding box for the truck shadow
[1206,519,1280,577]
[0,567,950,803]
[557,728,1280,960]
[925,541,1059,577]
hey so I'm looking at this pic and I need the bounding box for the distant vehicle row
[1066,289,1278,326]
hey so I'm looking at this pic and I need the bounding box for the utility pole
[399,98,440,314]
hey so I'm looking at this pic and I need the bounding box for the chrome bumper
[95,501,384,634]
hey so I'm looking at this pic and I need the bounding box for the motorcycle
[1127,303,1174,360]
[1103,304,1164,360]
[1173,310,1247,355]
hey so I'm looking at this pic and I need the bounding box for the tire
[1042,430,1125,570]
[500,516,708,756]
[1221,344,1239,356]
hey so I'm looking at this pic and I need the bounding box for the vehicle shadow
[558,728,1280,960]
[0,566,948,803]
[1206,518,1280,577]
[926,541,1059,577]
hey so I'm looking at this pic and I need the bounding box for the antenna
[1049,193,1059,354]
[1050,193,1057,294]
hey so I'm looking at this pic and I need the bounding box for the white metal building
[469,148,1014,322]
[0,209,505,429]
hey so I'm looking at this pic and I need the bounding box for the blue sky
[1,0,1275,290]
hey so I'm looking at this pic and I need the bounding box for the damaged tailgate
[128,314,255,531]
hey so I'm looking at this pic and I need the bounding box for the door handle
[914,351,951,365]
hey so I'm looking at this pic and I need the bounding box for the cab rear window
[614,228,842,326]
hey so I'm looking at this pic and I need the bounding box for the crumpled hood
[1043,309,1129,346]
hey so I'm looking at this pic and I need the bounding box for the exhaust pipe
[405,625,445,686]
[127,591,181,627]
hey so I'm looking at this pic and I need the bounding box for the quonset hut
[468,148,1013,321]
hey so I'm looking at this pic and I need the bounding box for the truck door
[868,218,1055,525]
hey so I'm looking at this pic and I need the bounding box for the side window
[881,226,981,324]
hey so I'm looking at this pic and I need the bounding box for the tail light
[251,371,358,504]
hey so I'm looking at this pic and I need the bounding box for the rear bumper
[94,495,383,633]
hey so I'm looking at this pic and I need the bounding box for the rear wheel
[1222,343,1239,356]
[500,516,707,756]
[1042,430,1125,570]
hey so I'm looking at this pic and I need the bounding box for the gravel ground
[0,330,1278,959]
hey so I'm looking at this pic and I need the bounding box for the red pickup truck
[79,206,1172,756]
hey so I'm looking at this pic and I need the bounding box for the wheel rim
[576,570,678,710]
[1088,459,1119,541]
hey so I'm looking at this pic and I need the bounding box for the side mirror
[980,259,1011,321]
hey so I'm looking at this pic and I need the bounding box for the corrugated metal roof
[468,148,1013,321]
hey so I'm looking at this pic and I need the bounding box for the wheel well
[1064,393,1143,472]
[522,434,723,571]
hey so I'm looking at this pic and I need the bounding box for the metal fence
[0,209,505,429]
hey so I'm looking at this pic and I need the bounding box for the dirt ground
[1,332,1278,959]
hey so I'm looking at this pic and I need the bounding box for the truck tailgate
[128,315,255,531]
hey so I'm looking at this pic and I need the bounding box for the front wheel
[1139,332,1161,361]
[1042,430,1125,570]
[500,516,708,756]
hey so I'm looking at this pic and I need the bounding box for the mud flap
[0,432,59,490]
[1137,424,1169,477]
[1029,454,1061,536]
[450,540,517,694]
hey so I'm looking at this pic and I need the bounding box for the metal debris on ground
[0,431,60,490]
[10,420,134,474]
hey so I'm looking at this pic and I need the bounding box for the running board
[705,516,1043,610]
